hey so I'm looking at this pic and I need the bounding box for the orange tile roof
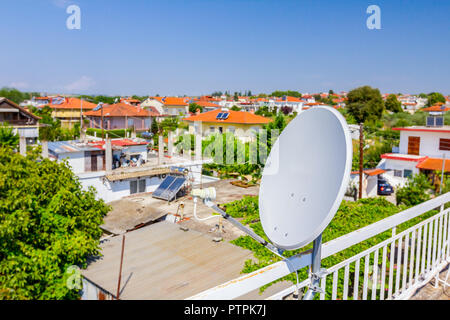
[183,109,272,125]
[421,105,450,112]
[83,103,160,117]
[416,157,450,172]
[152,97,188,106]
[48,97,97,110]
[351,168,386,176]
[193,101,221,108]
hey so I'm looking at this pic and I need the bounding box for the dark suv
[378,178,393,195]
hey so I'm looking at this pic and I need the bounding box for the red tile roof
[351,168,386,176]
[183,109,272,124]
[416,157,450,172]
[421,105,450,112]
[89,139,148,149]
[152,97,188,106]
[83,103,160,117]
[193,101,221,108]
[47,97,97,110]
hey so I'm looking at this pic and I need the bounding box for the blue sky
[1,0,449,96]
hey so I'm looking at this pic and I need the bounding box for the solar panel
[436,117,444,126]
[153,176,186,201]
[221,112,229,120]
[216,112,224,120]
[152,175,176,198]
[160,177,186,201]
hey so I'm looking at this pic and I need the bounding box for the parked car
[378,178,393,195]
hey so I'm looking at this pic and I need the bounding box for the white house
[378,122,450,187]
[48,138,209,203]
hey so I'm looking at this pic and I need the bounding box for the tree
[346,86,385,199]
[0,124,19,148]
[271,90,302,98]
[189,103,203,114]
[426,92,446,107]
[230,105,241,111]
[0,88,30,105]
[396,174,432,206]
[385,94,403,113]
[150,118,159,136]
[0,148,110,299]
[280,106,293,115]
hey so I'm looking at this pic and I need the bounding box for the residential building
[46,97,98,129]
[47,137,208,203]
[183,108,272,142]
[83,102,160,131]
[378,106,450,186]
[0,97,40,144]
[141,97,188,116]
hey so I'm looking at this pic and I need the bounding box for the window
[404,170,413,178]
[407,136,420,155]
[130,181,138,194]
[130,179,146,195]
[209,126,215,134]
[394,170,403,177]
[228,126,235,134]
[439,139,450,151]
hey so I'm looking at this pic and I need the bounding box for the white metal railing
[187,192,450,300]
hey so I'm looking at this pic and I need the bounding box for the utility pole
[101,106,104,141]
[359,122,364,200]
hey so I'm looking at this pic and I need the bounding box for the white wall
[399,131,450,158]
[78,171,164,203]
[59,151,86,174]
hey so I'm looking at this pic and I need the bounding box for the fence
[187,192,450,300]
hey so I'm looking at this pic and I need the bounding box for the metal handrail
[187,192,450,300]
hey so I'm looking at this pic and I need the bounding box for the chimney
[250,109,255,114]
[41,141,49,159]
[105,138,113,172]
[196,108,201,115]
[19,136,26,156]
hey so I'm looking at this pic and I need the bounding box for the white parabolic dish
[259,106,352,250]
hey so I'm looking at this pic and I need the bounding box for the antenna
[192,106,352,299]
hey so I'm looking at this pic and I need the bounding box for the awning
[416,158,450,172]
[106,167,171,182]
[351,168,386,176]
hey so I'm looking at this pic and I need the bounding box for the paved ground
[410,263,450,300]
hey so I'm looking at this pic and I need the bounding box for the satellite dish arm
[201,199,285,258]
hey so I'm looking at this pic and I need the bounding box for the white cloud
[52,0,72,8]
[64,76,96,92]
[10,82,29,90]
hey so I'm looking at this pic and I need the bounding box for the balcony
[187,193,450,300]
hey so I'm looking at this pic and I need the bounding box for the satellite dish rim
[259,106,353,251]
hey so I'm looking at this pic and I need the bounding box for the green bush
[0,148,110,299]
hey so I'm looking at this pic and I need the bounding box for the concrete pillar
[158,135,164,165]
[105,138,113,172]
[19,136,26,156]
[168,131,174,157]
[41,141,49,159]
[195,134,202,161]
[131,131,136,139]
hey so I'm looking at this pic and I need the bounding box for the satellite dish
[259,106,352,251]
